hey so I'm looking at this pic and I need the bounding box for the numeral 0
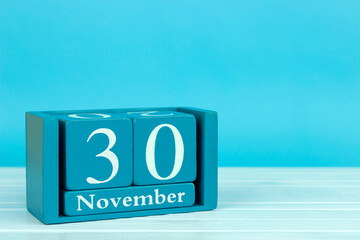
[146,124,184,180]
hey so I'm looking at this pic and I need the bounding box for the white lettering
[97,198,109,209]
[110,197,122,207]
[74,190,188,212]
[133,195,153,206]
[146,124,184,180]
[155,189,166,204]
[123,196,132,207]
[167,193,176,203]
[177,192,185,203]
[77,194,94,211]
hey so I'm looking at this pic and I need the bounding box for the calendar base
[26,107,218,224]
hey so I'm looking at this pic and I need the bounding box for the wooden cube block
[58,113,133,190]
[61,182,195,216]
[127,111,197,186]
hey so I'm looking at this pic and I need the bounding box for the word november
[77,189,185,211]
[61,182,195,216]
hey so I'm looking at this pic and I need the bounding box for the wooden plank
[1,167,360,239]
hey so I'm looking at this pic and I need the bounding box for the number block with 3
[58,113,133,190]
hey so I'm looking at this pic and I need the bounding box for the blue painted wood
[178,107,218,208]
[26,107,218,224]
[58,113,133,190]
[61,182,195,216]
[129,111,196,186]
[26,112,60,224]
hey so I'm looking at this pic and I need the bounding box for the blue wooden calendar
[26,107,217,224]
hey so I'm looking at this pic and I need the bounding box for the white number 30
[85,124,184,185]
[86,128,119,184]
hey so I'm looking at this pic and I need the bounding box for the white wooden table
[1,167,360,239]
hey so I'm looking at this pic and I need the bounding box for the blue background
[1,0,360,167]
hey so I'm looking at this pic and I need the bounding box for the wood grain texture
[1,167,360,239]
